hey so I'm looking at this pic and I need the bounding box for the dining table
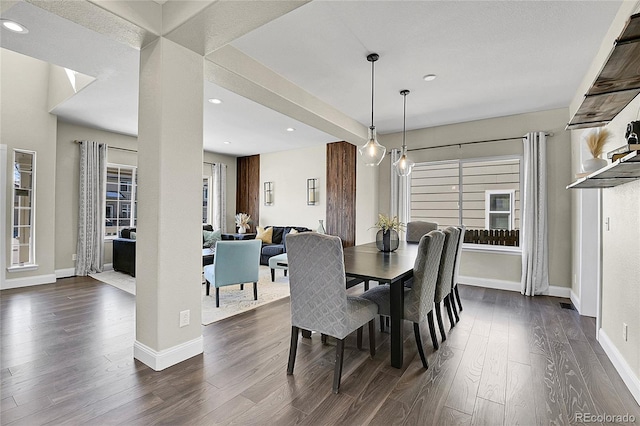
[343,241,418,369]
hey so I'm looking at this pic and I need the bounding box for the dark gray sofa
[259,226,311,265]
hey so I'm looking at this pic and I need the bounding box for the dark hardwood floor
[1,277,639,425]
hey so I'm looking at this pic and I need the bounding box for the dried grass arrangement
[585,128,611,158]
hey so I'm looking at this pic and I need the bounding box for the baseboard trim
[598,328,640,405]
[134,336,203,371]
[459,276,571,298]
[104,263,113,271]
[2,273,56,290]
[55,268,76,279]
[570,289,582,314]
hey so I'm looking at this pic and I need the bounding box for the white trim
[7,264,39,272]
[55,268,76,279]
[462,244,521,255]
[134,336,203,371]
[598,328,640,405]
[459,275,570,298]
[2,273,56,290]
[103,263,113,271]
[1,145,6,288]
[570,289,582,314]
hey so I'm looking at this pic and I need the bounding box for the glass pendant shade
[393,147,415,176]
[359,126,386,166]
[394,89,414,176]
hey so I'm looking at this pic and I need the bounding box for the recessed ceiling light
[223,141,230,145]
[423,74,437,82]
[208,98,222,104]
[286,127,295,132]
[1,19,29,34]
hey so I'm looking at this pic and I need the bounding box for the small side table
[222,233,257,241]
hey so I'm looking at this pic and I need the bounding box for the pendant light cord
[402,92,407,150]
[370,59,375,128]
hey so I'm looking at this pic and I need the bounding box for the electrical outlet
[605,217,611,231]
[179,310,190,328]
[72,253,77,261]
[623,323,628,341]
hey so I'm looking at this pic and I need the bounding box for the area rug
[89,266,290,325]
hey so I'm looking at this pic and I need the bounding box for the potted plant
[583,128,610,173]
[374,214,405,252]
[235,213,252,234]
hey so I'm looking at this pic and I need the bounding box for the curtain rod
[406,132,553,153]
[73,140,137,153]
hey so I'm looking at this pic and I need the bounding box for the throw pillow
[256,226,273,244]
[203,229,222,248]
[288,229,298,236]
[130,231,136,240]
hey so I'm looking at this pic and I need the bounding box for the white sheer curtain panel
[390,148,411,238]
[521,132,549,296]
[75,141,107,276]
[212,163,227,232]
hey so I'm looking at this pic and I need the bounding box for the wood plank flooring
[1,277,639,425]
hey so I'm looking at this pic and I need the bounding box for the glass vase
[376,229,399,252]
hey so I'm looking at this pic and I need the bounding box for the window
[11,149,36,267]
[105,164,137,238]
[203,177,210,224]
[410,156,521,247]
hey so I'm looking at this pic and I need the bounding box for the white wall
[378,108,572,288]
[259,144,326,231]
[1,49,58,289]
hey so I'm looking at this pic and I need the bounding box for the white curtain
[212,163,227,232]
[390,148,411,237]
[75,141,107,276]
[521,132,549,296]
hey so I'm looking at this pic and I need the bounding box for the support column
[134,37,204,370]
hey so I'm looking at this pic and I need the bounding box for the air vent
[560,302,575,310]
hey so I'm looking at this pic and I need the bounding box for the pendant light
[358,53,386,166]
[393,89,415,176]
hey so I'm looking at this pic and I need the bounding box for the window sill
[462,244,521,255]
[7,264,39,272]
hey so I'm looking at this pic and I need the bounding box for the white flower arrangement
[235,213,252,230]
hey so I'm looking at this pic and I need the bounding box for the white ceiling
[0,1,623,156]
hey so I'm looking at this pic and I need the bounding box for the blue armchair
[203,239,261,307]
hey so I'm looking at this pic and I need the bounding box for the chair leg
[454,285,463,312]
[301,329,312,339]
[357,327,363,350]
[215,288,220,308]
[435,302,446,341]
[413,322,428,369]
[332,338,345,394]
[379,315,386,332]
[287,326,299,375]
[427,310,439,350]
[284,270,287,277]
[368,319,376,358]
[450,293,459,323]
[206,280,210,296]
[240,284,244,291]
[253,282,258,300]
[321,334,328,344]
[364,280,369,291]
[271,269,275,282]
[444,295,455,328]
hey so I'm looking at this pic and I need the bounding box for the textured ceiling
[0,0,624,156]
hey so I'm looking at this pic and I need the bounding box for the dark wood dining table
[343,241,418,369]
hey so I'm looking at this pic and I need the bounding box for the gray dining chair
[450,225,466,322]
[285,232,378,394]
[360,230,445,369]
[406,221,438,243]
[434,226,461,342]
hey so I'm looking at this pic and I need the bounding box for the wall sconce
[264,181,273,206]
[307,178,318,205]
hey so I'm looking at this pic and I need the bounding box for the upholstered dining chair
[406,221,438,243]
[203,239,261,308]
[285,232,378,394]
[360,230,445,368]
[433,226,461,342]
[450,225,466,322]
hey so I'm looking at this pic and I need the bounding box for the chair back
[404,230,445,323]
[406,221,438,243]
[434,226,461,303]
[452,225,466,288]
[213,240,261,286]
[286,232,351,338]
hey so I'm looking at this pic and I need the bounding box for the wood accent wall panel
[236,155,260,232]
[326,141,356,247]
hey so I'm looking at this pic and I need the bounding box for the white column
[134,37,204,370]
